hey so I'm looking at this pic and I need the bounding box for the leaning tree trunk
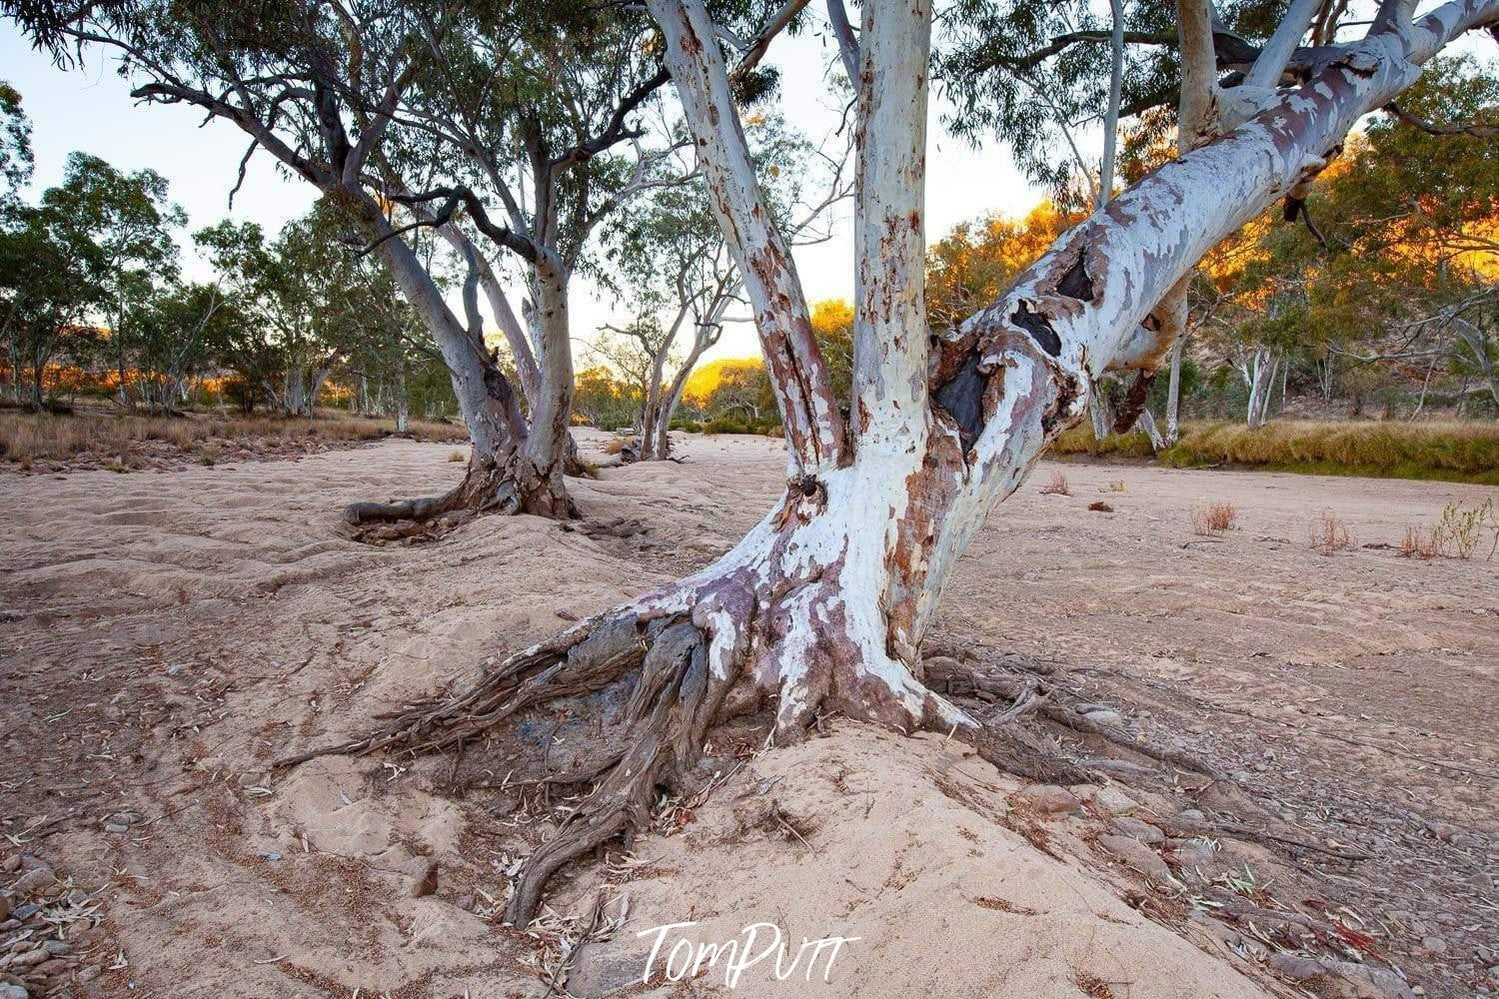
[341,201,576,540]
[290,0,1499,924]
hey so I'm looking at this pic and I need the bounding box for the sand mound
[564,723,1271,998]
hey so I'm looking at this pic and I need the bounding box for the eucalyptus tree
[132,280,233,412]
[5,0,682,526]
[606,112,849,459]
[0,80,32,200]
[285,0,1499,925]
[380,3,701,485]
[40,153,184,407]
[0,195,101,408]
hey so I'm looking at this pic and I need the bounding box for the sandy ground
[1,431,1495,998]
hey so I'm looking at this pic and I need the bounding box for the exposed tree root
[341,455,578,543]
[275,571,1096,925]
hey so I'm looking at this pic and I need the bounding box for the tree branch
[1384,100,1498,136]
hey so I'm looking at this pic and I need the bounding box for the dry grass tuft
[1190,501,1237,535]
[1072,972,1118,999]
[602,434,638,456]
[0,410,464,468]
[1102,479,1127,493]
[447,450,466,462]
[1398,525,1440,560]
[1309,510,1356,555]
[1038,471,1071,496]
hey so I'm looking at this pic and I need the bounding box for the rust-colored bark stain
[1110,371,1156,433]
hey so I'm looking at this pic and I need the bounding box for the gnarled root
[342,455,577,543]
[276,567,1082,925]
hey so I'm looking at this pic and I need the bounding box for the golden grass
[1053,420,1499,485]
[0,410,464,466]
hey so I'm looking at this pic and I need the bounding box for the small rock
[9,949,46,968]
[1429,822,1459,842]
[76,965,101,984]
[32,958,74,977]
[1097,835,1173,885]
[165,664,185,677]
[0,985,28,999]
[1169,841,1217,868]
[922,655,963,675]
[1012,785,1083,816]
[0,895,10,921]
[411,859,439,898]
[0,857,18,875]
[1421,936,1448,955]
[12,904,39,921]
[257,851,282,863]
[1109,816,1165,845]
[103,824,129,834]
[454,892,475,912]
[1084,709,1124,727]
[8,868,52,896]
[1089,785,1138,816]
[41,942,68,957]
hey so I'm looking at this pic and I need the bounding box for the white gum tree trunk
[342,203,577,528]
[322,0,1499,927]
[633,0,1499,733]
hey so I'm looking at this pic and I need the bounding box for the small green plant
[1433,498,1494,560]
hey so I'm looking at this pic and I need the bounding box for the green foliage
[0,80,32,197]
[935,1,1279,204]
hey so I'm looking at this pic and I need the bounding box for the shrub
[1087,500,1113,512]
[1190,501,1237,535]
[1038,471,1071,496]
[1433,499,1496,560]
[1309,510,1355,555]
[1397,525,1440,559]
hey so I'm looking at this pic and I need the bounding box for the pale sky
[0,19,1051,363]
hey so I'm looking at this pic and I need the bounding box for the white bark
[437,225,541,408]
[851,0,933,453]
[1165,334,1186,443]
[648,0,846,476]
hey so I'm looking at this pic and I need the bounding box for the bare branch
[826,0,859,81]
[1384,100,1499,136]
[732,0,810,78]
[380,186,542,264]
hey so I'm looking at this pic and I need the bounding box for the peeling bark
[301,0,1499,924]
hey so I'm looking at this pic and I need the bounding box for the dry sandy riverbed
[1,431,1495,998]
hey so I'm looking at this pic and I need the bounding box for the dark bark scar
[1011,301,1062,357]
